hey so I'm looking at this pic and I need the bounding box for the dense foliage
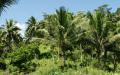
[0,4,120,75]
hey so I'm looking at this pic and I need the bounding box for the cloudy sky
[15,22,26,36]
[1,0,120,35]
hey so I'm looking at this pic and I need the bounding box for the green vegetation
[0,3,120,75]
[0,0,18,15]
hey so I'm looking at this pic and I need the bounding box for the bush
[8,43,40,73]
[29,59,60,75]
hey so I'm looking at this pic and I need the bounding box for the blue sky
[1,0,120,25]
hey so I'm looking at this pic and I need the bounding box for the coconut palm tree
[55,7,80,67]
[1,19,22,51]
[25,16,39,42]
[0,0,18,15]
[83,5,117,62]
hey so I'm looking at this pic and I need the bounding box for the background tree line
[0,1,120,74]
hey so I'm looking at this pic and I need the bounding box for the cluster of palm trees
[26,6,119,71]
[0,1,120,72]
[86,6,120,71]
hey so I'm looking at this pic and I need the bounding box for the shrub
[8,43,40,73]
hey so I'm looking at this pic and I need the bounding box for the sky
[1,0,120,35]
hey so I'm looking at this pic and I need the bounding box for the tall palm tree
[25,16,39,42]
[0,0,18,15]
[83,5,117,62]
[55,7,79,67]
[1,19,22,51]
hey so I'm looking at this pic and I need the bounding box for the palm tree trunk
[8,37,12,52]
[62,50,66,67]
[113,52,117,72]
[97,49,101,62]
[61,43,65,67]
[60,40,66,69]
[104,50,107,65]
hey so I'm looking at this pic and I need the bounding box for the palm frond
[0,0,18,15]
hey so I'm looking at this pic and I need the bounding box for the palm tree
[25,16,39,42]
[55,7,79,67]
[84,5,116,62]
[1,19,22,51]
[0,0,18,15]
[43,14,59,39]
[111,34,120,72]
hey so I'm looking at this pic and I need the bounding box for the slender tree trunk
[113,52,117,72]
[58,44,60,61]
[58,40,65,69]
[62,49,66,67]
[97,49,101,63]
[8,37,12,52]
[61,42,65,67]
[104,50,107,65]
[60,40,66,70]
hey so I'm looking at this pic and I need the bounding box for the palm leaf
[0,0,18,15]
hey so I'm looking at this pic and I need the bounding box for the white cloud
[15,23,27,37]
